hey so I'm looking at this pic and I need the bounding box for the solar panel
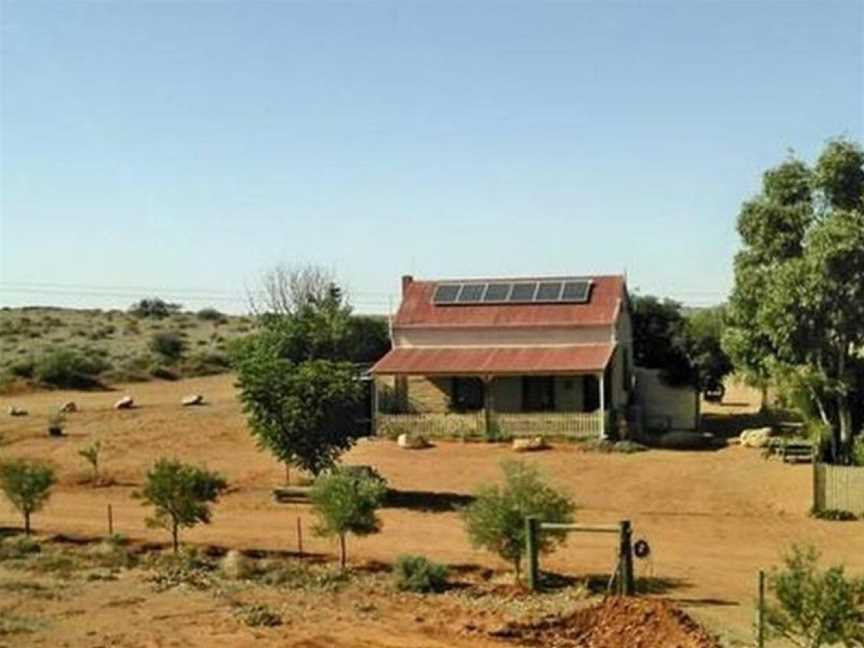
[457,283,485,303]
[535,281,563,301]
[561,281,591,302]
[483,283,511,302]
[433,278,592,305]
[433,284,460,304]
[509,282,538,302]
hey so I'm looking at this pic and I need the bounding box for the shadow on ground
[384,489,475,513]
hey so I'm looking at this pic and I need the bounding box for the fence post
[107,504,113,536]
[297,516,303,556]
[618,520,634,596]
[756,569,765,648]
[525,516,540,591]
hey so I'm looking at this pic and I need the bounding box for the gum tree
[724,139,864,458]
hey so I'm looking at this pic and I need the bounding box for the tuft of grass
[0,536,42,561]
[251,558,353,593]
[233,602,283,627]
[0,580,61,600]
[0,610,45,636]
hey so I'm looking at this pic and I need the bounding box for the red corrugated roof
[394,275,626,329]
[371,344,614,375]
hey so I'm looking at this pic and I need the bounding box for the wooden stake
[757,570,765,648]
[107,504,113,536]
[525,516,540,591]
[297,516,303,556]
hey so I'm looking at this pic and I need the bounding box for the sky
[1,1,862,314]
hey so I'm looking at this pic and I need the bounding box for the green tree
[462,460,575,582]
[765,545,864,648]
[686,306,733,394]
[725,140,864,459]
[236,355,363,479]
[631,295,696,387]
[309,467,387,570]
[138,458,227,553]
[0,459,57,536]
[235,275,366,481]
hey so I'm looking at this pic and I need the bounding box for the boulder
[181,394,204,407]
[739,427,774,448]
[8,406,28,417]
[512,437,548,453]
[59,401,78,413]
[397,433,430,449]
[114,396,134,410]
[220,549,251,579]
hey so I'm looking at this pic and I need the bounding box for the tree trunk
[24,511,31,537]
[838,395,853,463]
[172,522,179,554]
[837,348,853,462]
[514,557,521,585]
[759,382,768,413]
[339,534,347,571]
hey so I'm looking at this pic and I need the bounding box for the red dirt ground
[1,374,861,646]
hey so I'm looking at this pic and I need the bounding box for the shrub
[8,358,34,379]
[0,459,57,536]
[196,308,226,323]
[137,459,228,553]
[129,298,182,319]
[149,365,179,381]
[462,460,575,582]
[33,348,110,388]
[180,351,231,377]
[309,467,387,570]
[78,441,102,484]
[148,332,186,362]
[765,545,864,647]
[394,555,449,593]
[851,436,864,467]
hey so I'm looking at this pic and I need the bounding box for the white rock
[512,437,548,453]
[181,394,204,406]
[114,396,134,410]
[397,433,430,449]
[739,427,774,448]
[8,406,28,417]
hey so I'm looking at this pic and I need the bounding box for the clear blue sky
[1,1,862,313]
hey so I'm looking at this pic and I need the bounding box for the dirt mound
[492,597,721,648]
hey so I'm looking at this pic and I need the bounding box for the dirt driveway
[1,375,861,645]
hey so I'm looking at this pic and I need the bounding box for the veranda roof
[370,344,615,376]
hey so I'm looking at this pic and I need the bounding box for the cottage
[371,274,635,440]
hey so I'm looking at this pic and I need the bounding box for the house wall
[377,374,588,414]
[634,367,699,431]
[394,325,612,348]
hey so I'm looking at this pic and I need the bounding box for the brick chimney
[401,274,414,296]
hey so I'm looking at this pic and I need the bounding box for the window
[451,377,484,411]
[522,376,555,412]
